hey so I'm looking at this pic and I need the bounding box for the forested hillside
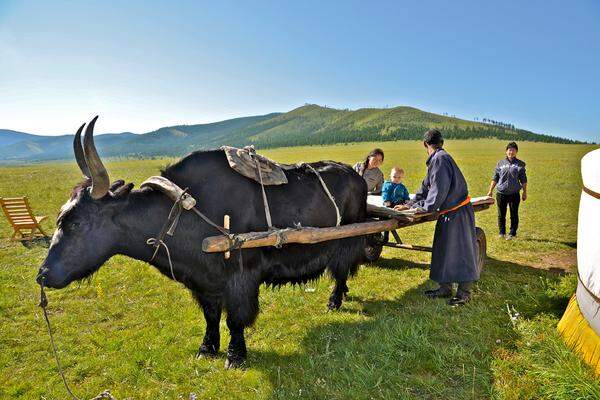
[239,105,576,148]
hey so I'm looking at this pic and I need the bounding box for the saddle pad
[221,146,288,185]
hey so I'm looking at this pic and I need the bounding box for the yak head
[36,117,133,289]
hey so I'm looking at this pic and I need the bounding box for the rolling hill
[0,129,41,147]
[0,105,578,162]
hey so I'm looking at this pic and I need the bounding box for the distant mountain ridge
[0,105,579,162]
[0,129,41,147]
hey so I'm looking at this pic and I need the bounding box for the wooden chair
[0,197,48,241]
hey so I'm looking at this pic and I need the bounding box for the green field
[1,140,599,399]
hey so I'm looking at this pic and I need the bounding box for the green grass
[0,139,598,399]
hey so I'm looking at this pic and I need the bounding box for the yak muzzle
[36,267,49,285]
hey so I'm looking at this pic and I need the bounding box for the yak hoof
[196,343,219,358]
[224,356,246,369]
[327,298,342,311]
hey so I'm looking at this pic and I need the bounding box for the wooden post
[223,215,231,259]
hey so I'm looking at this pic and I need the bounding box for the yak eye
[68,222,80,230]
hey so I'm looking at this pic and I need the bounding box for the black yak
[37,117,368,368]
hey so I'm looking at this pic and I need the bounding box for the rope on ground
[39,282,116,400]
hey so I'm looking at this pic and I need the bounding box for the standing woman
[487,141,528,240]
[354,148,385,194]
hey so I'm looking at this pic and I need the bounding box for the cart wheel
[475,227,486,274]
[364,233,385,262]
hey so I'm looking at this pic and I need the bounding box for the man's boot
[448,282,472,306]
[424,283,453,299]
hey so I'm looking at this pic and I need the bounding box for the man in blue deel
[410,129,479,306]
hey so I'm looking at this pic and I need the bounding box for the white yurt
[558,148,600,375]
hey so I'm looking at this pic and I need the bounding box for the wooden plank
[7,217,33,223]
[6,212,31,217]
[1,199,26,204]
[5,211,31,216]
[6,211,30,218]
[4,206,29,212]
[4,203,28,207]
[202,219,402,253]
[367,196,494,219]
[2,202,27,207]
[13,222,36,227]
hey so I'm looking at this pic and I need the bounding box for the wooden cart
[362,196,493,274]
[202,196,494,272]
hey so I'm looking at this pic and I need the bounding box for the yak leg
[327,263,350,311]
[223,271,260,369]
[327,241,359,310]
[328,277,349,311]
[225,318,247,369]
[193,292,222,357]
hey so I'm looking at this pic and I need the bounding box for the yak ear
[111,182,134,198]
[109,180,126,192]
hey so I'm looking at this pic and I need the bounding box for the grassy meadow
[0,139,599,399]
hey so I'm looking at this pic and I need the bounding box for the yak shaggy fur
[40,150,368,368]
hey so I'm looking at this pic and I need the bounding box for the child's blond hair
[390,166,405,175]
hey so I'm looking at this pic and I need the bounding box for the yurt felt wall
[558,148,600,375]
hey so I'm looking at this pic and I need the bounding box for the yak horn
[83,116,110,199]
[73,123,91,177]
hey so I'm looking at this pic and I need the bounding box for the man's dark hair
[423,129,444,147]
[506,141,519,151]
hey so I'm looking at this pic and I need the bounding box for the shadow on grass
[244,255,573,399]
[20,237,50,249]
[521,237,577,249]
[483,256,572,319]
[368,257,429,271]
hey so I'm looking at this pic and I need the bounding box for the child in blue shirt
[382,167,410,207]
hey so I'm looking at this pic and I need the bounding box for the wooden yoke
[140,176,197,210]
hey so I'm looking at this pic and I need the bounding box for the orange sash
[439,196,471,215]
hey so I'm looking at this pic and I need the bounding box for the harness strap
[146,238,178,282]
[252,154,274,230]
[304,163,341,226]
[439,195,471,216]
[189,207,230,236]
[147,191,189,282]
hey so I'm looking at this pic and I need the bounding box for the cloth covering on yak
[36,116,367,369]
[413,147,479,299]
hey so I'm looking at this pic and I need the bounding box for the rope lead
[39,280,116,399]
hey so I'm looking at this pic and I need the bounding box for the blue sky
[0,1,598,142]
